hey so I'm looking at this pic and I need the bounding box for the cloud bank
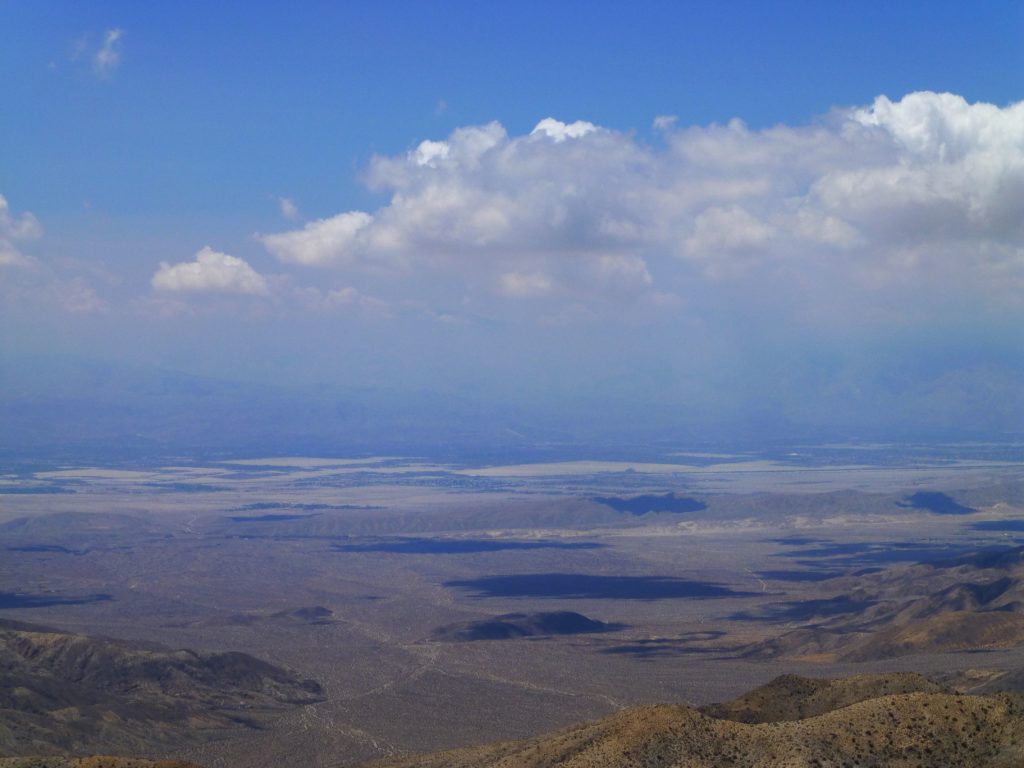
[257,92,1024,320]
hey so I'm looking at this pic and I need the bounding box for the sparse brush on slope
[744,545,1024,661]
[367,674,1024,768]
[0,620,322,758]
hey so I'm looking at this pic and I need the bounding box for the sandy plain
[2,449,1024,767]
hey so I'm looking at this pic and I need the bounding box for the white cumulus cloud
[152,246,268,295]
[257,92,1024,317]
[530,117,599,142]
[685,206,774,260]
[258,211,374,267]
[412,139,450,167]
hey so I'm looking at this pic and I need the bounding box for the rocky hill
[10,673,1024,768]
[744,544,1024,661]
[697,672,945,723]
[369,673,1024,768]
[0,619,322,758]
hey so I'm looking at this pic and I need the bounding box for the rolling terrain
[3,451,1024,766]
[8,673,1024,768]
[0,619,321,758]
[743,545,1024,661]
[696,672,946,722]
[369,673,1024,768]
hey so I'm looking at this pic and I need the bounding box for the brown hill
[744,545,1024,661]
[369,676,1024,768]
[960,667,1024,696]
[698,672,944,723]
[843,610,1024,661]
[0,619,322,758]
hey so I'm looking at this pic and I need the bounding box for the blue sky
[5,2,1021,217]
[2,1,1023,448]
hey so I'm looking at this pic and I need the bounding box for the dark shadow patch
[601,632,731,658]
[769,536,829,546]
[335,538,604,554]
[234,502,383,511]
[756,569,845,582]
[592,493,706,516]
[777,541,971,567]
[897,491,976,515]
[143,482,227,493]
[0,592,113,609]
[972,520,1024,532]
[929,546,1024,570]
[432,611,626,642]
[0,484,74,495]
[444,573,759,600]
[601,642,716,658]
[6,544,86,555]
[229,513,320,523]
[731,595,876,622]
[271,606,335,625]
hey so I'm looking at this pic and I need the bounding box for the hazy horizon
[3,3,1023,460]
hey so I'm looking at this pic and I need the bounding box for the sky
[2,1,1024,450]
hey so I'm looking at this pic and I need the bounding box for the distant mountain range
[5,355,1020,466]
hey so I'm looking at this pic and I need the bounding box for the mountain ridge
[744,544,1024,661]
[362,674,1024,768]
[0,619,322,758]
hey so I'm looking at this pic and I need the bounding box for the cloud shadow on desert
[773,540,974,568]
[0,592,113,609]
[336,539,605,554]
[445,573,759,600]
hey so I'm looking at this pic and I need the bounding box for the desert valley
[4,446,1024,766]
